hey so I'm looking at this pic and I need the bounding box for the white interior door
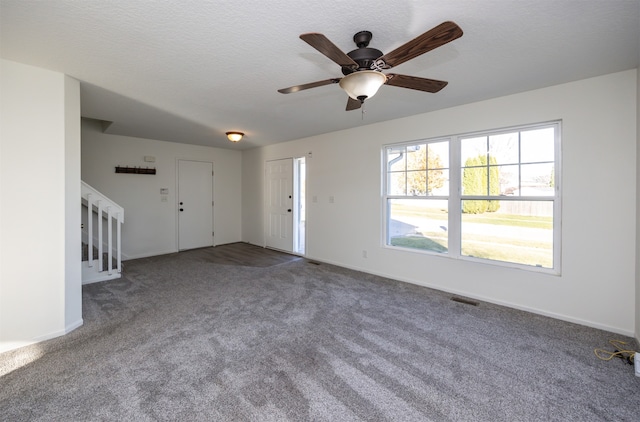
[178,160,213,251]
[266,158,293,252]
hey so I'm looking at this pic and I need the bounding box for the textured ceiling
[1,0,639,150]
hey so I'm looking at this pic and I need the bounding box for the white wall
[82,120,242,259]
[0,60,82,354]
[243,70,637,336]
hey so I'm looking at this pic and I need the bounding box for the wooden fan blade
[300,33,359,69]
[278,78,341,94]
[346,96,361,111]
[386,74,448,93]
[378,21,463,68]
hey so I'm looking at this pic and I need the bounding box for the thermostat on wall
[144,156,156,163]
[160,188,169,195]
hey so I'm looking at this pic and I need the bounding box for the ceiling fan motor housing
[342,30,383,75]
[343,47,383,74]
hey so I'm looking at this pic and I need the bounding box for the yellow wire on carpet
[594,339,636,363]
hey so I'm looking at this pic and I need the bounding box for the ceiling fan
[278,21,463,111]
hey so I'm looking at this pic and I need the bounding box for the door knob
[180,208,184,212]
[179,202,183,205]
[288,209,292,212]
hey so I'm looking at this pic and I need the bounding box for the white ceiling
[1,0,639,150]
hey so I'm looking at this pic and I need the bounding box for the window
[384,122,560,273]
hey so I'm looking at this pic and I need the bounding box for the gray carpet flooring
[1,243,639,421]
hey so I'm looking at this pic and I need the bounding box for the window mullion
[553,122,562,270]
[449,136,461,258]
[518,131,522,193]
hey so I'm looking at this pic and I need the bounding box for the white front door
[178,160,213,251]
[266,158,293,253]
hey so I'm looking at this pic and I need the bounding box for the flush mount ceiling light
[226,131,244,142]
[339,70,387,104]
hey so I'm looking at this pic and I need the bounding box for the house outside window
[384,121,561,273]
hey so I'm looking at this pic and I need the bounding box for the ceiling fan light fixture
[226,131,244,142]
[339,70,387,102]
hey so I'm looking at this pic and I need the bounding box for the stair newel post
[97,200,103,272]
[117,212,122,273]
[107,206,113,275]
[87,193,94,268]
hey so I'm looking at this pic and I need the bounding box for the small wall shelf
[115,166,156,175]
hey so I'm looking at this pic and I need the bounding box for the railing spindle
[97,200,103,272]
[117,212,122,273]
[87,193,94,268]
[107,206,113,275]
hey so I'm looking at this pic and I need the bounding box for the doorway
[177,160,213,251]
[265,158,293,252]
[293,157,306,255]
[265,157,306,255]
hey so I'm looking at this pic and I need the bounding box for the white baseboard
[122,249,178,261]
[0,319,83,355]
[65,318,83,334]
[305,255,635,338]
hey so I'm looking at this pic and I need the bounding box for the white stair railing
[82,181,124,284]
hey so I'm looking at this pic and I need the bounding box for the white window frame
[383,121,562,275]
